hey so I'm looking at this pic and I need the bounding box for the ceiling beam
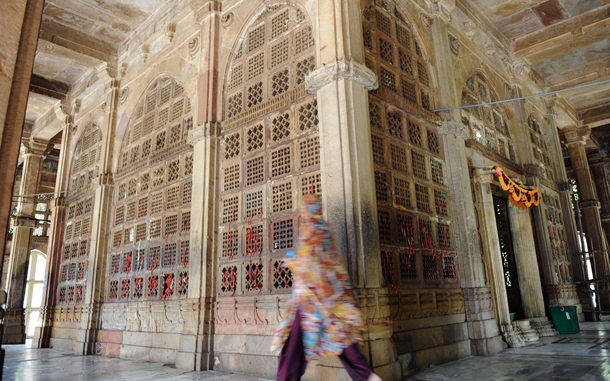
[514,5,610,64]
[580,104,610,126]
[29,75,70,101]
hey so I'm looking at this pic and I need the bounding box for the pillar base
[500,323,526,348]
[3,309,25,344]
[513,320,539,342]
[175,334,213,371]
[530,316,558,337]
[463,287,503,356]
[74,328,99,355]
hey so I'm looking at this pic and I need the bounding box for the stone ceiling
[39,0,172,61]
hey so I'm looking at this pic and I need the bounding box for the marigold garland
[489,166,539,209]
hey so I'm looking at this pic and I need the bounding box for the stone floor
[3,320,610,380]
[406,320,610,381]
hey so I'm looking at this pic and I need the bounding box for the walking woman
[271,194,382,381]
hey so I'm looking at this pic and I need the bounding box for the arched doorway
[24,250,47,340]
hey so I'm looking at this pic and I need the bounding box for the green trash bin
[550,306,580,334]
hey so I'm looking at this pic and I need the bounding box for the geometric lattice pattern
[220,4,318,296]
[104,76,193,303]
[364,2,455,288]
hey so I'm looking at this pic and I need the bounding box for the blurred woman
[271,194,382,381]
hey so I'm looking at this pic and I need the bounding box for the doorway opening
[493,195,525,321]
[24,250,47,340]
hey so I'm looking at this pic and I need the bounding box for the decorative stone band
[557,182,573,194]
[601,212,610,223]
[439,118,469,139]
[305,58,379,93]
[579,200,601,210]
[188,121,221,145]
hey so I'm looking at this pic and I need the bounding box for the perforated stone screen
[106,76,193,302]
[528,114,554,182]
[219,5,315,296]
[57,124,101,305]
[363,0,457,288]
[461,74,517,163]
[541,190,572,284]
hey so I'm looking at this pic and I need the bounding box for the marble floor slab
[407,320,610,381]
[3,320,610,380]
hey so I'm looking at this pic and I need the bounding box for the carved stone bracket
[524,164,543,179]
[305,58,378,93]
[438,119,469,139]
[188,122,221,145]
[93,173,114,188]
[51,196,67,209]
[473,168,495,184]
[579,200,601,210]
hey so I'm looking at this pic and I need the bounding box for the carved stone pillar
[73,173,114,355]
[305,0,398,378]
[565,127,609,284]
[74,77,120,355]
[176,123,219,371]
[473,169,525,348]
[507,204,556,337]
[591,162,610,253]
[431,5,502,355]
[439,121,503,355]
[542,98,589,320]
[33,116,72,348]
[175,1,221,371]
[4,141,48,344]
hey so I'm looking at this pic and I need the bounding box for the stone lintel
[188,122,220,145]
[305,58,378,93]
[579,200,601,210]
[438,119,469,139]
[557,182,572,194]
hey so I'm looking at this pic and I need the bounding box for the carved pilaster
[190,0,221,23]
[438,118,469,140]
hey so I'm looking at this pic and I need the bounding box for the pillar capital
[473,168,495,184]
[188,122,220,145]
[563,126,591,145]
[23,138,50,158]
[305,58,378,93]
[190,0,221,23]
[579,200,601,210]
[12,217,37,228]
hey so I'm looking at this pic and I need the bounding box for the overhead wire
[430,78,610,113]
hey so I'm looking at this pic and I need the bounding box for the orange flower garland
[489,166,540,209]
